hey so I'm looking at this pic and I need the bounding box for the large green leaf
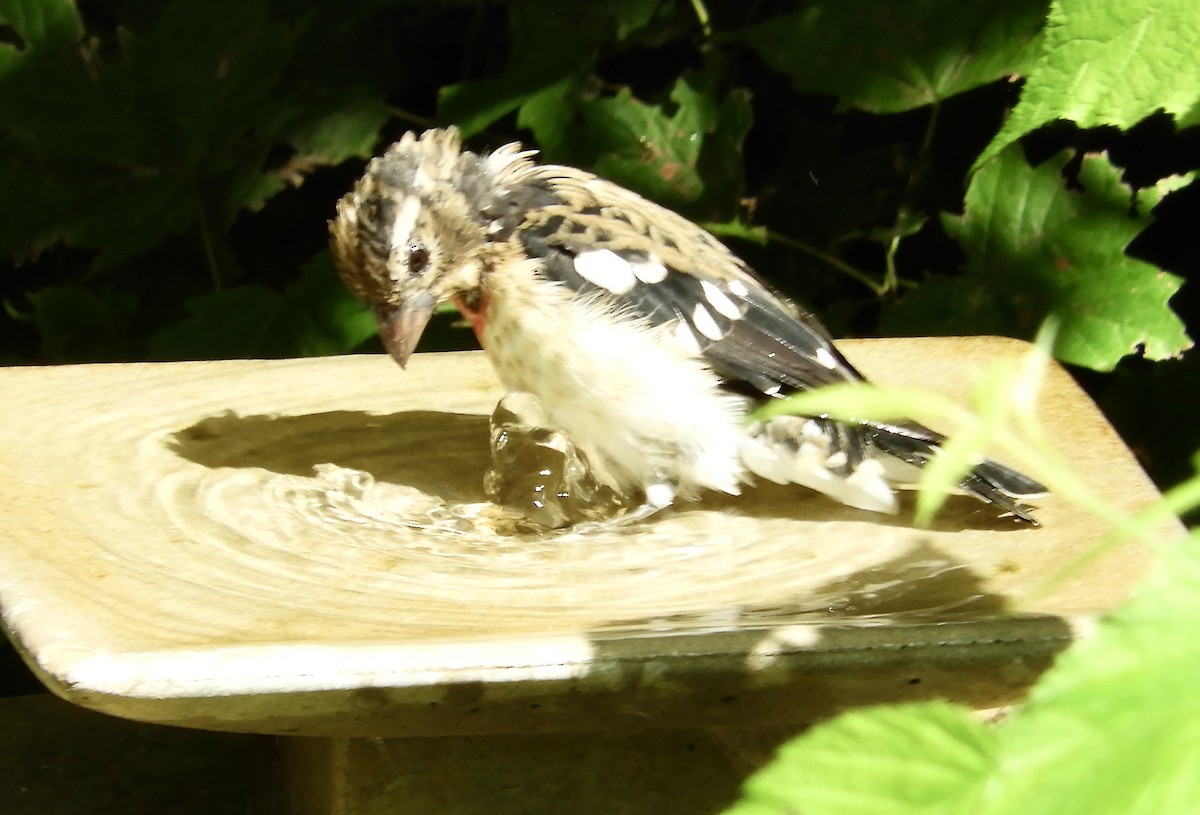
[0,0,80,74]
[730,0,1048,113]
[438,0,660,137]
[0,0,393,265]
[23,284,138,361]
[538,70,753,217]
[977,0,1200,169]
[576,78,716,207]
[885,147,1191,371]
[988,538,1200,815]
[149,253,375,360]
[724,702,995,815]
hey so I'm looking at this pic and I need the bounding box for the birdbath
[0,337,1178,814]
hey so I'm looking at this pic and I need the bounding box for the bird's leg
[564,480,676,535]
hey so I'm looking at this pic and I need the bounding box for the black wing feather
[519,226,860,397]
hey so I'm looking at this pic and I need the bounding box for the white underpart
[740,418,897,514]
[574,249,637,294]
[482,263,745,499]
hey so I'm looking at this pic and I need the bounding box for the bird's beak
[375,292,436,368]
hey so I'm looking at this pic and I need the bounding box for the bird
[329,127,1046,526]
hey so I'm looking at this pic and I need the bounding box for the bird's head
[330,127,520,367]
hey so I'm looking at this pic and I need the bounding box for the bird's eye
[407,244,430,275]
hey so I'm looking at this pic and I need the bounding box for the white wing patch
[700,280,741,319]
[691,303,725,341]
[631,258,668,283]
[815,347,839,369]
[575,249,637,294]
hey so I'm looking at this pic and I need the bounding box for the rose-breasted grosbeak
[330,127,1046,524]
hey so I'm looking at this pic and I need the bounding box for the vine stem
[193,196,221,293]
[882,101,942,295]
[385,106,435,130]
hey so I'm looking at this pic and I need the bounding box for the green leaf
[576,78,716,207]
[516,77,580,157]
[933,147,1192,370]
[531,60,754,218]
[0,0,395,268]
[0,0,82,75]
[976,0,1200,169]
[283,96,393,174]
[0,0,285,263]
[724,540,1200,815]
[438,0,619,137]
[755,381,963,427]
[606,0,663,40]
[25,284,138,361]
[724,702,995,815]
[880,277,1013,338]
[729,0,1048,113]
[986,540,1200,815]
[149,252,376,360]
[695,85,754,216]
[119,0,295,170]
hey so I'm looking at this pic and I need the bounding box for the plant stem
[689,0,713,37]
[385,106,435,129]
[193,196,221,293]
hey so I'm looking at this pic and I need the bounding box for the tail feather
[867,421,1047,524]
[742,416,1047,524]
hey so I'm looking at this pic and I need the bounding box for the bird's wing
[514,168,864,397]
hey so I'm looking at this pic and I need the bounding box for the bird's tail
[740,416,1047,523]
[866,420,1047,524]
